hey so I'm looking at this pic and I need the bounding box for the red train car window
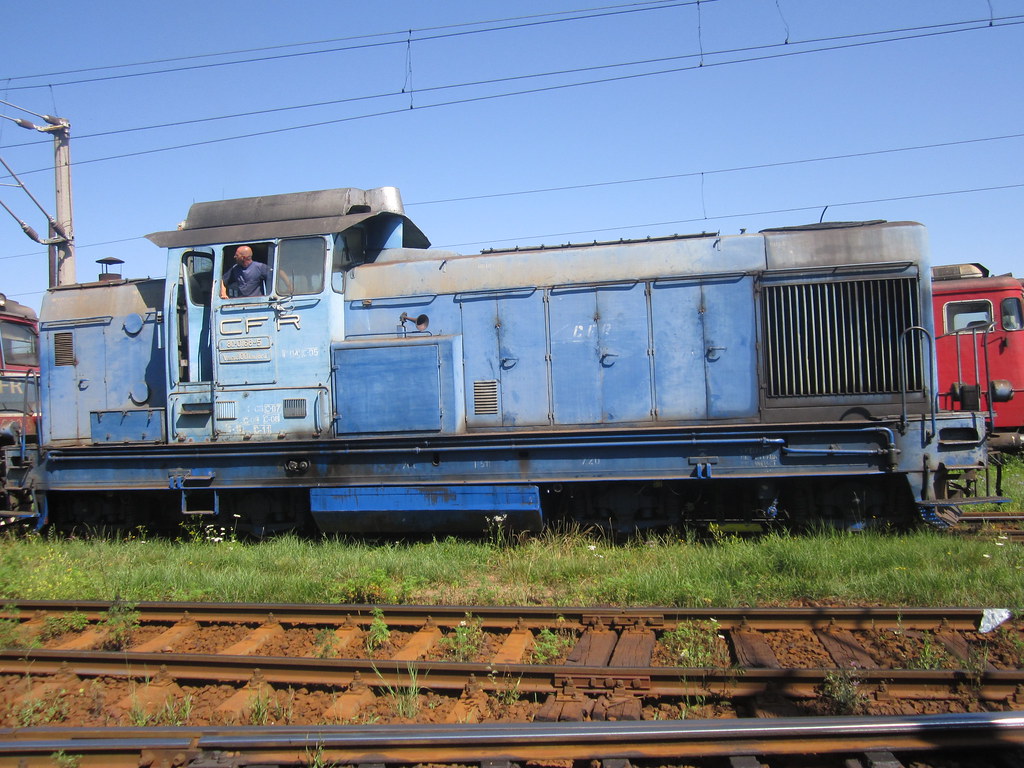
[944,300,992,333]
[1000,297,1023,331]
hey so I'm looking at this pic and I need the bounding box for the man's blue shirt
[225,260,271,297]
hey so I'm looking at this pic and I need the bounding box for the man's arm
[276,266,294,295]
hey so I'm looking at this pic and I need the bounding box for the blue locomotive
[9,186,996,534]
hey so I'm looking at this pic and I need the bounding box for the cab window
[1000,297,1023,331]
[278,237,326,296]
[0,319,37,368]
[945,300,992,333]
[332,228,366,293]
[183,250,214,306]
[221,243,274,299]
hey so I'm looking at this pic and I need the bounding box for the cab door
[166,249,217,442]
[211,237,329,441]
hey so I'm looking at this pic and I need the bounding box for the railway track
[954,510,1024,542]
[1,713,1023,767]
[1,602,1022,765]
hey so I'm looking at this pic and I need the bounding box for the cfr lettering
[220,317,267,336]
[220,315,301,334]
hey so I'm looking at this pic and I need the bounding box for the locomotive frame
[8,187,999,534]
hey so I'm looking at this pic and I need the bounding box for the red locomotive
[0,292,38,511]
[932,264,1024,450]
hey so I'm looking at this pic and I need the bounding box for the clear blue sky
[2,0,1022,311]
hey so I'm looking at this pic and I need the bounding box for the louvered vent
[53,332,75,366]
[473,380,499,415]
[762,277,923,397]
[283,398,307,418]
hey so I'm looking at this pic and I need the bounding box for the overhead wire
[2,14,1021,170]
[2,0,687,84]
[4,178,1023,269]
[4,12,1021,150]
[440,182,1024,250]
[407,133,1024,206]
[2,3,1022,296]
[1,0,702,90]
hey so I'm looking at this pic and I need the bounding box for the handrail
[898,325,937,440]
[938,323,996,429]
[19,370,38,463]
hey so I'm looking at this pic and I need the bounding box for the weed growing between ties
[486,668,522,708]
[438,613,484,662]
[39,611,89,641]
[531,623,576,664]
[314,628,339,658]
[128,693,194,727]
[375,663,423,720]
[98,599,140,651]
[659,620,731,667]
[49,751,81,768]
[993,624,1024,666]
[14,684,70,727]
[365,608,391,655]
[0,606,28,649]
[816,667,870,716]
[304,743,340,768]
[905,630,953,671]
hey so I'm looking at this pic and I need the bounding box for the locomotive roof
[931,274,1023,295]
[349,220,927,300]
[0,293,37,323]
[146,186,430,250]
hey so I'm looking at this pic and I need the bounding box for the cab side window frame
[277,236,327,296]
[1000,297,1023,331]
[944,299,993,334]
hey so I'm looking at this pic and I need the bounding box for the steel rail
[0,712,1022,767]
[0,600,998,631]
[958,512,1024,522]
[2,648,1022,703]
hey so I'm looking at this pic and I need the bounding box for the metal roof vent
[97,256,124,282]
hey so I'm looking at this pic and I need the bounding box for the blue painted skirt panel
[310,484,542,533]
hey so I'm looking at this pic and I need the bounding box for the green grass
[1,461,1020,608]
[995,454,1024,512]
[0,526,1021,607]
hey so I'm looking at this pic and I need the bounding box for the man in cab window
[221,245,270,298]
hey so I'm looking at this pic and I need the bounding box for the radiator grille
[53,332,75,366]
[473,380,499,415]
[283,398,307,418]
[762,277,923,397]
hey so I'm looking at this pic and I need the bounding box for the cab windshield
[0,319,37,368]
